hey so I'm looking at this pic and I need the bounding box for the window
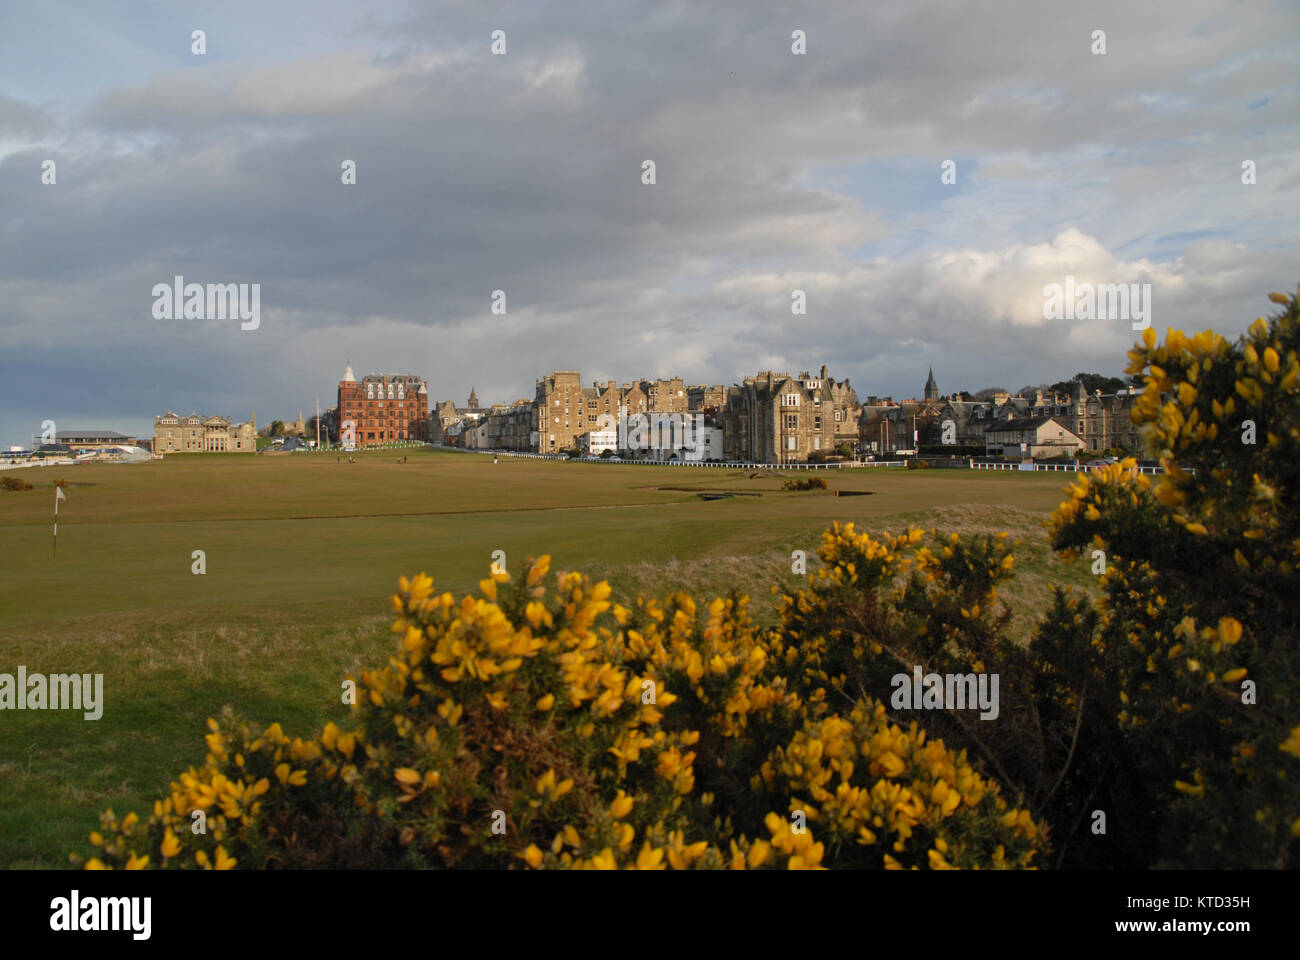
[784,414,798,430]
[814,437,821,449]
[814,416,821,430]
[782,394,800,407]
[834,410,842,422]
[785,436,797,451]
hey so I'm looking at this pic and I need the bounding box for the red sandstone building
[337,364,429,445]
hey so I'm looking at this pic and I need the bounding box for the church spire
[924,367,938,401]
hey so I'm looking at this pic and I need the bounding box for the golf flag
[54,485,66,557]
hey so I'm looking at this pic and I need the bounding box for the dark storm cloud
[0,0,1296,445]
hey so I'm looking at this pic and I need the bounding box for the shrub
[1037,286,1300,867]
[906,459,930,470]
[76,543,1046,870]
[781,476,828,491]
[1,476,34,491]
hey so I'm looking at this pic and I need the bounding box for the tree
[269,420,285,437]
[973,387,1008,401]
[1049,372,1126,396]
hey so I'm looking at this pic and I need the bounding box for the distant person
[494,456,498,464]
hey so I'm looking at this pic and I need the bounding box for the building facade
[688,385,727,416]
[337,364,428,445]
[54,430,139,450]
[535,370,586,453]
[620,412,724,461]
[984,415,1085,460]
[723,366,860,463]
[154,412,257,453]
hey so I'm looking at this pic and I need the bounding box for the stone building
[859,369,949,455]
[723,366,860,463]
[859,369,1143,457]
[535,370,587,453]
[860,401,930,455]
[578,381,624,437]
[642,377,689,414]
[336,364,428,445]
[1069,381,1142,453]
[984,415,1084,460]
[428,388,490,445]
[428,399,460,443]
[154,411,257,453]
[688,385,727,417]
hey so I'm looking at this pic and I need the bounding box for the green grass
[0,448,1091,867]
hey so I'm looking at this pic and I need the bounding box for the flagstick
[53,486,59,559]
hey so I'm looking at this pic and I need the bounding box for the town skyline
[3,355,1134,452]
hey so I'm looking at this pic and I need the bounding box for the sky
[1,0,1297,447]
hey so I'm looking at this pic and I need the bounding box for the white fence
[434,444,900,470]
[432,444,1180,475]
[970,459,1176,475]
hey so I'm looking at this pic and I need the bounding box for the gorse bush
[76,543,1046,870]
[781,476,828,491]
[1,476,34,491]
[75,286,1299,870]
[1038,285,1300,867]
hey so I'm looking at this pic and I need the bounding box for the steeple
[924,368,938,402]
[468,386,479,410]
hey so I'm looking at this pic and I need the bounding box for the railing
[433,444,1184,475]
[969,459,1178,475]
[433,444,906,469]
